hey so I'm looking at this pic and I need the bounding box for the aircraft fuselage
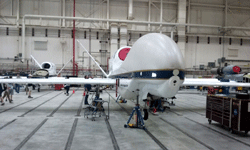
[109,33,185,101]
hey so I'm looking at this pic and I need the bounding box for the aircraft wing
[0,78,116,85]
[183,78,250,87]
[0,76,27,79]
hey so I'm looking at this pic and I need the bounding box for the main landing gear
[167,96,176,106]
[124,94,146,130]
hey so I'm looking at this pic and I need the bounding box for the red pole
[75,63,78,76]
[73,0,76,76]
[27,60,29,71]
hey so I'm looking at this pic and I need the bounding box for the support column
[177,0,186,57]
[22,17,25,62]
[187,0,191,33]
[89,29,91,72]
[160,0,162,33]
[225,0,227,27]
[73,0,76,75]
[10,0,13,16]
[62,0,66,27]
[148,0,151,31]
[17,0,19,27]
[171,30,174,39]
[107,0,109,29]
[17,0,21,59]
[110,23,118,58]
[128,0,134,20]
[120,24,127,48]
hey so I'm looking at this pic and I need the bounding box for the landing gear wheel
[124,124,128,128]
[230,129,235,134]
[208,119,212,124]
[143,109,148,120]
[245,130,249,135]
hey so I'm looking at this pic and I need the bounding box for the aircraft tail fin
[77,40,108,78]
[57,57,73,76]
[30,55,42,69]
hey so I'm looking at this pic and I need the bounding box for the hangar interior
[1,0,250,76]
[0,1,250,150]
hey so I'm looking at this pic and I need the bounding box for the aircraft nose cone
[120,33,185,72]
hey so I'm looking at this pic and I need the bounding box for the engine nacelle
[211,65,241,76]
[41,62,57,76]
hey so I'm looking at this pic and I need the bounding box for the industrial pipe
[21,14,222,61]
[21,14,250,61]
[22,15,222,27]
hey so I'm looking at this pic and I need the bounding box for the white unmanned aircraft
[2,33,250,100]
[30,55,73,78]
[1,33,250,128]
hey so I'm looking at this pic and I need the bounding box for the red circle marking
[233,66,241,73]
[118,48,130,61]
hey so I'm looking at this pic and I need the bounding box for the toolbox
[206,94,250,134]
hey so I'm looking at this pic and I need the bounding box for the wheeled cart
[84,99,105,121]
[206,94,250,135]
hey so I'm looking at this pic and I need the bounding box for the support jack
[124,95,145,129]
[116,95,120,103]
[116,95,127,103]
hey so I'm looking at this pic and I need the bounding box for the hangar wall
[0,0,250,76]
[185,36,250,69]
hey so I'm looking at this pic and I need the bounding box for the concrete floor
[0,88,249,150]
